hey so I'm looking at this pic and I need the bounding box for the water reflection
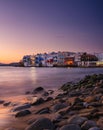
[0,67,103,97]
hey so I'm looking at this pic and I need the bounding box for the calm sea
[0,66,103,97]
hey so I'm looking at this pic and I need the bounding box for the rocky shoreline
[1,74,103,130]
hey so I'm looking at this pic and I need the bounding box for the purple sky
[0,0,103,63]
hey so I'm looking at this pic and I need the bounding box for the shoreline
[0,74,103,130]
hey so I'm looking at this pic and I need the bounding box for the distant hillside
[0,62,21,67]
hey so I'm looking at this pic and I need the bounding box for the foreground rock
[81,120,97,130]
[32,87,44,94]
[6,74,103,130]
[13,104,31,112]
[35,107,50,114]
[25,118,55,130]
[31,98,45,105]
[60,124,81,130]
[15,110,31,117]
[67,115,88,126]
[0,100,5,104]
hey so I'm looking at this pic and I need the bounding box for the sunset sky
[0,0,103,63]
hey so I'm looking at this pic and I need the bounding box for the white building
[95,53,103,66]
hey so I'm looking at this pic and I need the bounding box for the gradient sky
[0,0,103,63]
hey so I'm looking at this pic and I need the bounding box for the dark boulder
[97,117,103,128]
[53,103,68,112]
[32,87,44,94]
[0,100,5,104]
[60,124,81,130]
[15,110,31,117]
[67,115,88,126]
[45,97,53,102]
[13,103,31,112]
[31,98,44,105]
[3,102,11,106]
[88,127,100,130]
[81,120,97,130]
[48,90,54,94]
[25,118,55,130]
[35,107,50,114]
[42,91,49,96]
[25,91,31,94]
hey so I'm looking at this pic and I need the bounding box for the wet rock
[60,82,74,92]
[31,98,44,105]
[13,104,31,112]
[84,96,96,103]
[52,114,62,123]
[35,107,50,114]
[3,102,11,106]
[53,103,68,112]
[55,93,67,99]
[97,117,103,128]
[25,91,31,94]
[60,124,81,130]
[0,100,5,104]
[48,90,54,94]
[15,110,31,117]
[83,102,89,108]
[89,102,103,107]
[67,97,83,106]
[81,120,97,130]
[88,127,100,130]
[45,97,53,102]
[92,112,103,118]
[67,115,88,126]
[25,118,55,130]
[42,91,49,96]
[27,118,37,125]
[32,87,44,94]
[69,91,82,97]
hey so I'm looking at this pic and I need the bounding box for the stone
[15,110,31,117]
[52,114,62,123]
[42,91,49,96]
[67,115,88,126]
[67,97,83,106]
[32,87,44,94]
[3,102,11,106]
[89,102,103,107]
[83,102,89,108]
[81,120,97,130]
[31,98,44,105]
[60,124,81,130]
[55,93,66,99]
[97,117,103,128]
[84,96,96,103]
[27,118,37,125]
[88,127,100,130]
[53,103,68,112]
[45,97,53,102]
[13,103,31,112]
[35,107,50,114]
[25,118,55,130]
[48,90,54,94]
[0,100,5,104]
[25,91,31,94]
[69,91,82,97]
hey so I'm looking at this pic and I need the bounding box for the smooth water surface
[0,66,103,97]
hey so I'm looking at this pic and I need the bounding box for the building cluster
[21,52,103,67]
